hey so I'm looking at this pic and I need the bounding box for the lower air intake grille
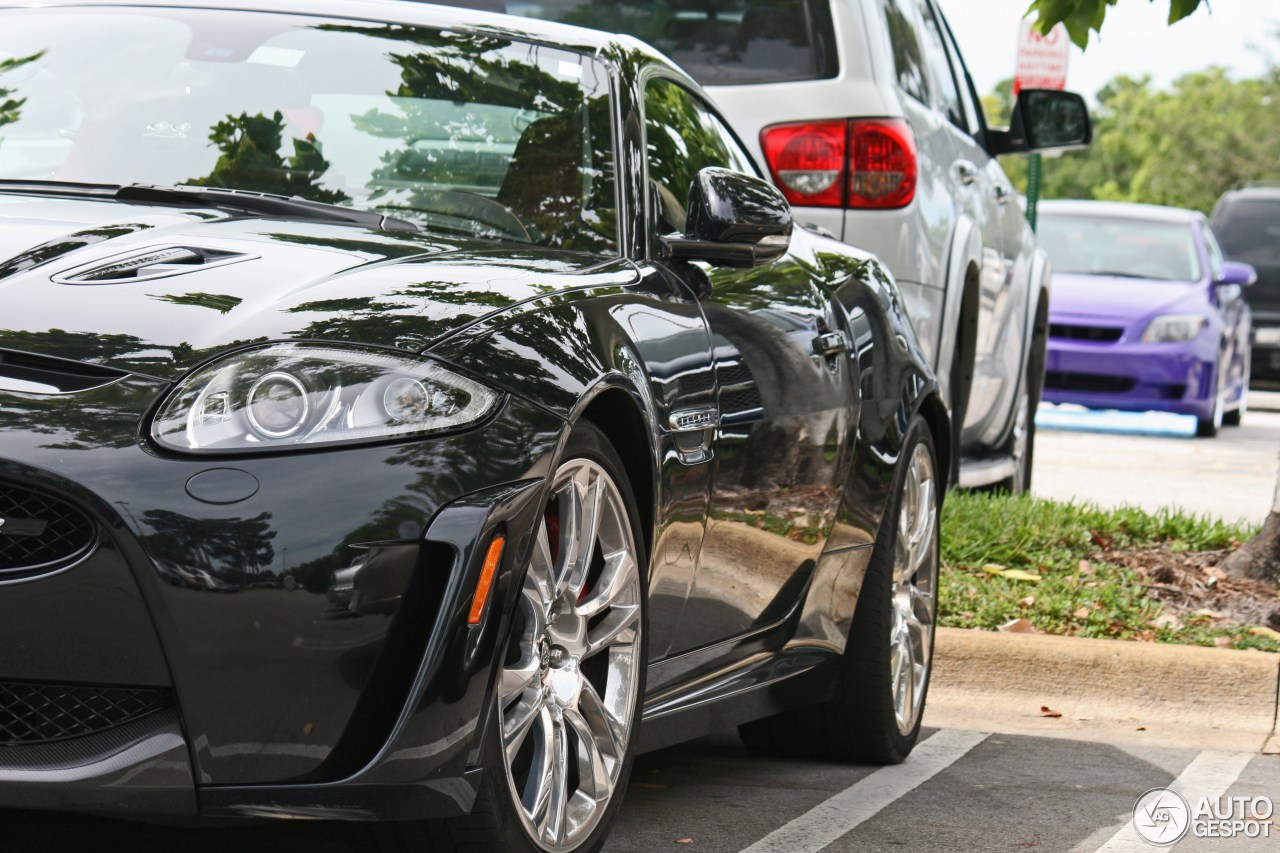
[0,484,96,580]
[1044,371,1136,393]
[1049,324,1124,342]
[0,681,173,745]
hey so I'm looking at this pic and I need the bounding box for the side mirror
[661,167,793,268]
[987,88,1092,156]
[1218,260,1257,287]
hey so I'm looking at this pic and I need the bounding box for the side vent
[53,246,256,285]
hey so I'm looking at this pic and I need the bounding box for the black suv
[1211,186,1280,387]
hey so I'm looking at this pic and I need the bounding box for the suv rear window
[507,0,839,84]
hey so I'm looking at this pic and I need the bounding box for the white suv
[510,0,1090,490]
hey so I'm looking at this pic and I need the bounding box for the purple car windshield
[1038,215,1202,283]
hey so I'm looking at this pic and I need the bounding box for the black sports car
[0,2,948,850]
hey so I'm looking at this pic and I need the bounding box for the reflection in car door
[640,77,855,667]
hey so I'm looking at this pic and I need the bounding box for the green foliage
[988,65,1280,213]
[188,111,348,204]
[0,51,43,134]
[938,491,1275,651]
[1027,0,1206,48]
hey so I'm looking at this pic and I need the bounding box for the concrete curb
[925,627,1280,752]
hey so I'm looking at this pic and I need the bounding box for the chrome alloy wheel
[890,442,938,736]
[497,458,642,851]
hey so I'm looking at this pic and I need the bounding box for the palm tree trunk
[1223,454,1280,586]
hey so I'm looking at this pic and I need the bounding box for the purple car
[1037,200,1255,437]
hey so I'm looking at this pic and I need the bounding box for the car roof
[1218,186,1280,202]
[1037,199,1204,225]
[7,0,672,68]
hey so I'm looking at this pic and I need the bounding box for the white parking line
[737,728,989,853]
[1092,750,1255,852]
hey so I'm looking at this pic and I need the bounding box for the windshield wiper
[117,184,420,233]
[0,180,419,233]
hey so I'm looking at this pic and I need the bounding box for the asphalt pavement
[2,726,1276,852]
[1033,395,1280,524]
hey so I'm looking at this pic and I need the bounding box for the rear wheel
[379,424,647,853]
[739,417,940,764]
[992,379,1034,494]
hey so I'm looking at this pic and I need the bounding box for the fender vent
[0,484,96,581]
[0,681,173,744]
[53,246,256,285]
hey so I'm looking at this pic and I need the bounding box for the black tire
[739,417,941,765]
[1197,373,1225,438]
[991,378,1035,494]
[373,422,648,853]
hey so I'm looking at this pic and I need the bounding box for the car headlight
[150,344,501,453]
[1141,314,1206,343]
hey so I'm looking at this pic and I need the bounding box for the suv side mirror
[987,89,1092,156]
[661,167,793,268]
[1218,260,1257,287]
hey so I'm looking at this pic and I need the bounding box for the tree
[1028,0,1207,47]
[987,67,1280,214]
[1222,458,1280,585]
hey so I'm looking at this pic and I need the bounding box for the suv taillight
[760,118,917,210]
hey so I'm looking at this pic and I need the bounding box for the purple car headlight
[1141,314,1205,344]
[151,344,501,453]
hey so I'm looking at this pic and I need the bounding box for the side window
[937,6,985,138]
[644,77,755,235]
[881,0,931,105]
[1204,226,1226,279]
[913,0,964,127]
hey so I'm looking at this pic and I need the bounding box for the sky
[943,0,1277,101]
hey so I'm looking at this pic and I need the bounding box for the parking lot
[3,724,1276,852]
[1034,397,1280,524]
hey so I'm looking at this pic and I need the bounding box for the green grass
[939,492,1277,652]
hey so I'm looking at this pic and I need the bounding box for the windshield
[0,8,617,253]
[1037,214,1202,282]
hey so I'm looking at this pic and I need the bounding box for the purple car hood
[1049,273,1202,321]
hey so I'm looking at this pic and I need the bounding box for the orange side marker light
[467,534,506,625]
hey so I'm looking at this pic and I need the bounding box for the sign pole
[1013,20,1069,232]
[1026,152,1042,232]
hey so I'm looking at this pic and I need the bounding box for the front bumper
[1252,318,1280,385]
[0,375,561,821]
[1043,332,1215,419]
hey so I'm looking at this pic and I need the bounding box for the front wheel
[740,417,941,764]
[386,423,647,853]
[1197,370,1226,438]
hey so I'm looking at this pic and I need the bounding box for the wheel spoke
[528,524,557,609]
[564,469,603,599]
[499,654,540,706]
[565,706,613,802]
[576,549,636,618]
[534,715,569,845]
[503,690,545,766]
[583,604,640,659]
[577,678,624,762]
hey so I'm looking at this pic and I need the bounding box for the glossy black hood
[0,193,637,379]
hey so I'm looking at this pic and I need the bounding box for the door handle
[951,159,979,186]
[994,183,1013,205]
[813,331,848,358]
